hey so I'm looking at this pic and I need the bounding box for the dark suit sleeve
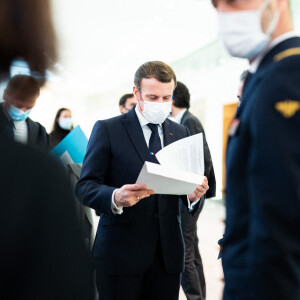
[202,132,216,198]
[76,120,116,216]
[39,124,50,151]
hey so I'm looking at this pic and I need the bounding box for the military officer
[212,0,300,299]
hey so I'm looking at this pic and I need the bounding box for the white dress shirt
[173,108,187,125]
[13,120,28,144]
[111,106,199,214]
[249,31,299,74]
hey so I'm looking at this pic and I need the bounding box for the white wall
[9,0,300,199]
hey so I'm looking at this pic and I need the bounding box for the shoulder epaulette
[274,47,300,62]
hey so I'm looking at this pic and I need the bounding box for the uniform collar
[250,31,298,74]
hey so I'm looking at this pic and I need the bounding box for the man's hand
[114,184,155,207]
[188,176,209,202]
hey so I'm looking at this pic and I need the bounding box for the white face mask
[59,117,73,130]
[140,98,172,124]
[218,0,280,60]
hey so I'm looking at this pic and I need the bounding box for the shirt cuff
[111,189,123,215]
[187,195,200,211]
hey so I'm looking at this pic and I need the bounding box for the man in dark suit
[172,81,216,300]
[76,61,209,300]
[0,75,49,151]
[213,0,300,299]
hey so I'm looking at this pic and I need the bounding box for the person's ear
[119,105,126,114]
[133,86,140,100]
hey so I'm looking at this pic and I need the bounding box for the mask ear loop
[265,12,280,37]
[259,0,280,37]
[259,0,270,13]
[138,92,144,112]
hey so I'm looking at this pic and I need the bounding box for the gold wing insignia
[275,100,300,118]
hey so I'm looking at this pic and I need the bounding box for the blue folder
[50,125,88,164]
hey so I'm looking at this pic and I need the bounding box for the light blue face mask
[8,105,32,121]
[59,117,73,130]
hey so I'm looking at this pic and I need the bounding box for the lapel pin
[169,133,173,136]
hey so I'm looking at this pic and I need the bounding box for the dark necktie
[147,123,162,163]
[7,120,14,141]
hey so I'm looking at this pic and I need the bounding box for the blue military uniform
[223,37,300,299]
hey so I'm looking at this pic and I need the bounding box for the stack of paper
[136,133,204,195]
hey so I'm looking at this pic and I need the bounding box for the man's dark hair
[134,61,177,92]
[172,81,190,109]
[119,93,134,107]
[6,75,40,98]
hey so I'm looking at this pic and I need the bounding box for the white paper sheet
[59,151,74,169]
[136,162,204,195]
[156,133,204,175]
[135,133,205,195]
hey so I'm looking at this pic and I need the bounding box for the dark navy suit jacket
[76,108,202,275]
[223,37,300,299]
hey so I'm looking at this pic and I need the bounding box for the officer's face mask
[139,95,172,125]
[218,0,280,60]
[8,105,31,122]
[59,117,73,130]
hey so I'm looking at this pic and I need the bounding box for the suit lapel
[26,118,36,147]
[122,109,150,163]
[162,118,176,147]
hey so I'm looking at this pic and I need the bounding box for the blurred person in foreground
[0,75,49,151]
[50,107,74,149]
[119,93,137,114]
[172,81,216,300]
[76,61,209,300]
[212,0,300,299]
[0,0,94,299]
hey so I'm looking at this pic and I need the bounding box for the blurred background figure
[119,93,137,114]
[0,0,94,299]
[0,0,56,82]
[0,75,49,151]
[172,81,216,300]
[50,107,73,149]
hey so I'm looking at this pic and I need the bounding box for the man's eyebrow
[144,94,159,97]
